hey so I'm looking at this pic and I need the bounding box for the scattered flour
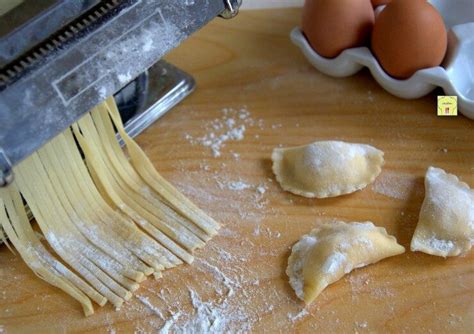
[212,175,270,215]
[425,236,455,253]
[162,289,251,334]
[142,38,154,52]
[348,272,397,303]
[367,90,374,102]
[447,313,463,327]
[217,180,252,191]
[137,295,165,320]
[355,321,368,329]
[256,186,266,195]
[184,106,260,157]
[287,308,309,322]
[159,311,181,334]
[117,72,133,84]
[371,172,419,200]
[197,259,239,298]
[370,287,395,299]
[151,255,263,334]
[98,86,108,99]
[348,273,371,296]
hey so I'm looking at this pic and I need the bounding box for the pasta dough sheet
[0,98,219,315]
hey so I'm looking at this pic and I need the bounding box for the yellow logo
[437,96,458,116]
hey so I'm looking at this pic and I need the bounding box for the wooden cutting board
[0,8,472,333]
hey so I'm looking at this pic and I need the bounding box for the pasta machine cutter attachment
[0,0,242,187]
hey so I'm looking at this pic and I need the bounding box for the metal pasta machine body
[0,0,241,186]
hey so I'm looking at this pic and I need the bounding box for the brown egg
[302,0,375,58]
[371,0,447,79]
[371,0,391,6]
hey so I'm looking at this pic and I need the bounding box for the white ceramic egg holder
[290,0,474,120]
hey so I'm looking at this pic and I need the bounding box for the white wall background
[241,0,304,9]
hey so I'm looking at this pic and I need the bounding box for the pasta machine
[0,0,241,187]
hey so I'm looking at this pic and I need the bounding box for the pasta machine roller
[0,0,241,187]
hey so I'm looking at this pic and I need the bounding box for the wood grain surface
[0,8,473,333]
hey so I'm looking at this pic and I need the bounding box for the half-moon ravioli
[286,221,405,304]
[410,167,474,257]
[272,141,384,198]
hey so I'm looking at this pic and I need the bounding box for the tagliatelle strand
[105,97,220,236]
[0,97,219,315]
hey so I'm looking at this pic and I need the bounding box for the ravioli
[411,167,474,257]
[272,141,384,198]
[287,221,405,304]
